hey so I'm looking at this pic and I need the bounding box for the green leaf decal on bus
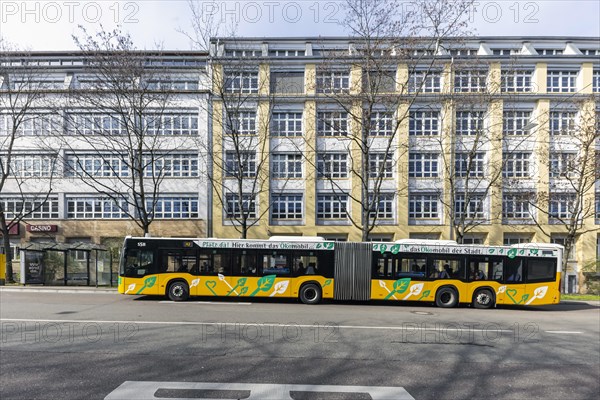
[530,249,539,255]
[489,249,495,254]
[507,248,517,259]
[418,290,431,300]
[393,278,411,294]
[323,279,332,288]
[239,287,249,295]
[226,277,248,296]
[326,242,334,250]
[135,276,157,294]
[390,244,400,254]
[249,275,276,296]
[379,244,388,254]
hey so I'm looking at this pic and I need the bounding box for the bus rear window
[527,259,555,282]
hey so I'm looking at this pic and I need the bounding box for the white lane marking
[0,318,515,333]
[105,381,415,400]
[159,301,252,305]
[544,330,583,334]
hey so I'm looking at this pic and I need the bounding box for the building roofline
[211,36,600,42]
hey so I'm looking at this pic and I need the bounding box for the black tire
[299,283,322,305]
[473,288,495,309]
[167,280,189,302]
[435,287,458,308]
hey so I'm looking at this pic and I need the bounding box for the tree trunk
[0,211,15,283]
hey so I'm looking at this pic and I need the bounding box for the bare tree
[0,42,60,282]
[63,28,199,236]
[204,45,279,239]
[308,0,474,241]
[529,99,599,287]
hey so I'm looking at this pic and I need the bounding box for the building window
[369,112,394,136]
[595,194,600,221]
[225,193,257,219]
[0,196,60,219]
[454,152,485,177]
[454,193,485,219]
[547,70,577,93]
[454,70,487,92]
[593,70,600,93]
[225,151,257,178]
[461,235,485,245]
[271,153,302,179]
[503,110,533,136]
[0,113,61,136]
[271,194,303,220]
[409,153,439,178]
[317,153,348,178]
[502,193,534,221]
[455,111,485,135]
[66,113,125,135]
[549,111,576,135]
[143,113,199,135]
[226,111,256,136]
[146,78,199,91]
[409,110,439,136]
[67,196,128,219]
[501,70,533,92]
[317,194,348,220]
[316,71,349,93]
[66,153,129,177]
[4,154,57,177]
[368,153,393,178]
[224,71,259,93]
[143,154,199,178]
[271,72,304,94]
[549,152,577,178]
[409,194,439,219]
[549,193,576,220]
[408,71,441,93]
[363,70,396,93]
[369,193,394,220]
[271,112,302,136]
[148,196,199,219]
[317,111,348,136]
[503,234,532,246]
[503,152,531,178]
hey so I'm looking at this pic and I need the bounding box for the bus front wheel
[473,289,495,309]
[168,281,189,302]
[299,283,322,305]
[435,287,458,308]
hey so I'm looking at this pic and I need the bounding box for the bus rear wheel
[435,287,458,308]
[473,289,495,309]
[299,283,322,305]
[168,281,189,302]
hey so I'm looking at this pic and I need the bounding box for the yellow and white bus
[118,236,562,308]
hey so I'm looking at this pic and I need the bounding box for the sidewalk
[0,285,117,294]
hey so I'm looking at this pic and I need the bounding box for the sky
[0,0,599,51]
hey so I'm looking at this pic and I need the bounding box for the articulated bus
[118,236,562,308]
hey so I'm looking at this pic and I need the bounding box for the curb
[560,300,600,306]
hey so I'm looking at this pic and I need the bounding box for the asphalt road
[1,290,599,399]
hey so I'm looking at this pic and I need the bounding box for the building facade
[1,51,211,278]
[209,37,599,293]
[1,37,599,292]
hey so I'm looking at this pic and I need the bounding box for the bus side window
[505,259,523,283]
[491,260,503,281]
